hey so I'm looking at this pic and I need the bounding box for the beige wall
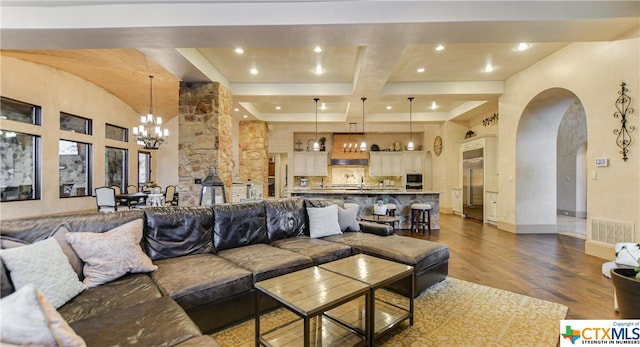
[498,37,639,258]
[0,57,150,219]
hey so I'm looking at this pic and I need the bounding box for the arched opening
[515,88,587,233]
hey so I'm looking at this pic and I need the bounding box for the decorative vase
[611,268,640,318]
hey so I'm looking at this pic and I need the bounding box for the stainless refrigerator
[463,148,484,221]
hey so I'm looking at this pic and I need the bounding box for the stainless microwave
[406,174,423,189]
[406,173,422,184]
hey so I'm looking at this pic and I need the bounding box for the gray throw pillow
[338,205,361,232]
[66,219,157,288]
[0,237,86,308]
[307,204,343,238]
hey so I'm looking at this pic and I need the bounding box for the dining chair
[95,186,127,212]
[127,185,138,193]
[164,185,176,206]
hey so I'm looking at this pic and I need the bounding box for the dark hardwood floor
[396,213,618,319]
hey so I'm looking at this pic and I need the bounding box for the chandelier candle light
[133,75,169,150]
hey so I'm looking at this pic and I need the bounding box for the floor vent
[590,218,635,245]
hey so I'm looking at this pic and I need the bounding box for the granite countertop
[290,188,440,195]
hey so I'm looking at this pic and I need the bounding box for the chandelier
[360,97,367,151]
[133,76,168,150]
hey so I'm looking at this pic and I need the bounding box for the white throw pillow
[338,205,361,232]
[0,284,86,347]
[66,219,157,288]
[0,237,86,308]
[307,204,343,238]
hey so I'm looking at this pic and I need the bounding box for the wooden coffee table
[319,254,414,344]
[255,266,371,347]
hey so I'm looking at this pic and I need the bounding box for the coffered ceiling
[1,1,639,126]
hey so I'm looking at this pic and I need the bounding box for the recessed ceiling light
[315,65,323,75]
[435,44,445,51]
[250,68,258,75]
[417,67,425,73]
[431,101,438,110]
[242,115,248,118]
[275,106,281,110]
[483,63,494,73]
[386,106,392,110]
[235,48,244,54]
[314,46,322,53]
[320,103,327,110]
[234,108,239,112]
[516,43,530,51]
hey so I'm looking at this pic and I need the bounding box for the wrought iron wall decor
[482,113,499,126]
[613,82,635,161]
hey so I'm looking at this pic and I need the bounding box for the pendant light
[360,97,367,152]
[313,98,320,151]
[407,97,415,151]
[132,75,169,150]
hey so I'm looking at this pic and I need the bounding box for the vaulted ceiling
[2,1,639,125]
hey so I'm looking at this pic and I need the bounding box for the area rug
[210,277,568,346]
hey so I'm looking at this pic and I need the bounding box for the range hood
[331,133,369,165]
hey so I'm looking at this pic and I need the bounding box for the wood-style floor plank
[396,214,617,319]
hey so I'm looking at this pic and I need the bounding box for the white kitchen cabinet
[486,191,498,224]
[293,152,327,176]
[452,188,462,215]
[369,152,403,176]
[403,151,423,174]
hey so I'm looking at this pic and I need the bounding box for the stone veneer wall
[238,121,268,197]
[178,82,233,206]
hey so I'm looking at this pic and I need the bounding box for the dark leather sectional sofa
[0,197,450,346]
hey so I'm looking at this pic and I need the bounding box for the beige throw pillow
[66,219,157,288]
[0,284,86,347]
[0,237,86,308]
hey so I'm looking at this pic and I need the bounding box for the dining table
[116,192,148,208]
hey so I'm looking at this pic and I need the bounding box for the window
[105,124,128,142]
[59,140,92,198]
[138,151,151,191]
[0,97,41,125]
[60,112,92,135]
[105,147,127,191]
[1,131,41,202]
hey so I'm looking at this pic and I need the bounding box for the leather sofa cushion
[322,232,450,274]
[143,207,214,260]
[264,198,306,242]
[217,244,313,283]
[213,202,268,252]
[70,296,202,347]
[59,273,162,324]
[151,254,253,311]
[271,237,352,265]
[0,210,144,243]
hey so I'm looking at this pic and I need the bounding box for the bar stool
[410,203,432,233]
[385,203,397,217]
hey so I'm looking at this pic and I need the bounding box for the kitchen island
[290,189,440,230]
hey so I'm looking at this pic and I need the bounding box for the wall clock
[434,136,443,156]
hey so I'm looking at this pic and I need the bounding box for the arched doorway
[515,88,587,233]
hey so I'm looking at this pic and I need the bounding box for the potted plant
[611,243,640,318]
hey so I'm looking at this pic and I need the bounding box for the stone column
[178,82,233,205]
[239,121,269,197]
